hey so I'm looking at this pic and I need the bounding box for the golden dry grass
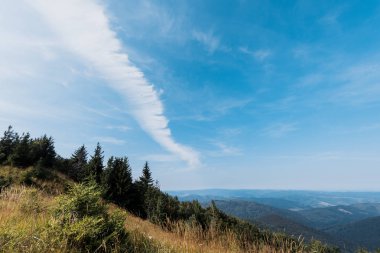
[122,207,304,253]
[0,166,308,253]
[0,185,63,252]
[0,166,33,183]
[0,185,285,253]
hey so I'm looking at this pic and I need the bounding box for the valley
[170,189,380,252]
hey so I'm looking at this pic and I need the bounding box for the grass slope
[0,166,325,253]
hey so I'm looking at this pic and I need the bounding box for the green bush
[52,181,128,252]
[307,239,340,253]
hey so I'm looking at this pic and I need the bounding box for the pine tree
[140,161,153,189]
[87,143,104,184]
[69,145,88,182]
[9,132,31,167]
[40,136,56,167]
[103,156,133,208]
[0,126,18,164]
[30,135,56,167]
[132,161,154,217]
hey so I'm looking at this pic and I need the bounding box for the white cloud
[213,142,242,156]
[106,125,131,132]
[334,63,380,104]
[192,30,220,54]
[218,127,243,137]
[96,136,126,145]
[26,0,199,166]
[140,154,179,162]
[318,6,345,27]
[253,49,272,61]
[117,0,186,42]
[296,73,324,87]
[262,122,298,138]
[297,60,380,106]
[292,45,311,60]
[239,47,272,61]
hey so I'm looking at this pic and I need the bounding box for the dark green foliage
[213,199,336,245]
[327,216,380,251]
[29,159,54,181]
[0,126,18,164]
[144,186,180,224]
[54,155,71,174]
[102,156,133,208]
[139,162,153,189]
[0,126,56,169]
[87,142,104,184]
[69,145,88,182]
[9,132,31,168]
[30,135,56,167]
[132,162,155,218]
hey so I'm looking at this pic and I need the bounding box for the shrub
[52,181,128,252]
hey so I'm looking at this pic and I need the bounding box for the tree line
[0,126,340,252]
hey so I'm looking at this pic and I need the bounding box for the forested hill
[0,126,341,252]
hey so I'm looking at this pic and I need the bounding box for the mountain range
[169,189,380,252]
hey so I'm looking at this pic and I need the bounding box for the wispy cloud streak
[192,30,220,53]
[28,0,199,166]
[262,122,298,138]
[239,47,272,61]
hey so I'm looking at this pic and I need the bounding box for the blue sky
[1,0,380,190]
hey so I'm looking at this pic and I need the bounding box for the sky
[1,0,380,191]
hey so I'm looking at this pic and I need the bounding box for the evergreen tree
[69,145,88,182]
[144,185,162,221]
[140,161,153,189]
[87,143,104,184]
[0,126,18,164]
[103,156,133,208]
[30,135,56,167]
[9,132,31,167]
[54,155,71,175]
[133,161,155,217]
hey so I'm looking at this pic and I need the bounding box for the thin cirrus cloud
[262,122,298,138]
[26,0,199,166]
[239,47,272,61]
[96,137,126,146]
[192,30,220,54]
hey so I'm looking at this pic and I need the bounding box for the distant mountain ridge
[213,199,335,245]
[299,203,380,229]
[326,216,380,251]
[169,189,380,209]
[169,189,380,251]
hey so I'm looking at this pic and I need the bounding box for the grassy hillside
[0,166,340,253]
[0,127,341,252]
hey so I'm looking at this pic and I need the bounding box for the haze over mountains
[170,189,380,251]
